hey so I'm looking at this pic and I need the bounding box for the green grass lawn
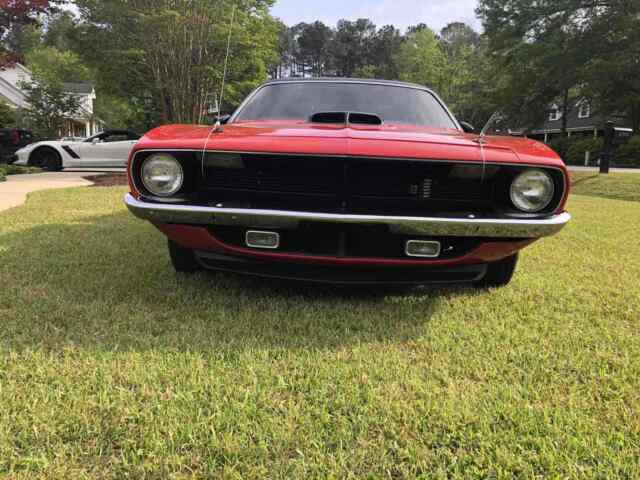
[570,171,640,202]
[1,186,639,478]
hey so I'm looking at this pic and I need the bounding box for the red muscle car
[125,79,571,287]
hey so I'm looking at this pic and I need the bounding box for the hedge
[546,135,640,166]
[547,136,603,165]
[565,137,604,165]
[615,135,640,166]
[0,164,41,180]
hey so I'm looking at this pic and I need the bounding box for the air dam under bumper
[124,194,571,239]
[194,250,488,285]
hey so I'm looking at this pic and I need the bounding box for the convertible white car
[12,130,140,170]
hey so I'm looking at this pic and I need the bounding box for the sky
[270,0,482,33]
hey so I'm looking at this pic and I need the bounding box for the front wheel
[31,147,62,171]
[168,240,200,273]
[478,253,519,288]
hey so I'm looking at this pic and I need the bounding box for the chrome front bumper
[124,194,571,239]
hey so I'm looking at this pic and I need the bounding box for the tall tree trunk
[561,88,570,134]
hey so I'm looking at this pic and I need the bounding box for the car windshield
[233,82,458,129]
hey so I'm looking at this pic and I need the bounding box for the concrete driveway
[0,171,95,213]
[568,166,640,174]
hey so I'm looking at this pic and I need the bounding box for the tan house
[0,63,102,138]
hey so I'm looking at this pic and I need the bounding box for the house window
[578,101,591,119]
[549,106,562,122]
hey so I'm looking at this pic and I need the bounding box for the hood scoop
[310,111,383,126]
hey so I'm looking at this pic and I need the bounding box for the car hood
[136,121,564,167]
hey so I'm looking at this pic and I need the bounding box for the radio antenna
[201,3,237,177]
[213,3,237,133]
[478,111,502,183]
[480,111,501,140]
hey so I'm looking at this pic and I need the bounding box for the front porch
[61,118,102,138]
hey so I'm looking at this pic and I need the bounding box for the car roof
[261,77,433,92]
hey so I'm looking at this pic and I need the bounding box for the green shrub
[0,164,41,176]
[615,135,640,166]
[546,136,603,165]
[565,137,604,165]
[547,137,572,159]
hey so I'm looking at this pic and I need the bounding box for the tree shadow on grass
[570,174,599,186]
[0,211,482,354]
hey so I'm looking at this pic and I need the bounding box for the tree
[330,19,377,77]
[297,21,333,76]
[20,73,81,138]
[269,20,295,79]
[21,46,93,135]
[0,0,63,64]
[395,26,446,92]
[476,0,601,132]
[580,2,640,132]
[43,10,78,52]
[367,25,403,79]
[439,22,480,118]
[0,100,17,127]
[25,46,91,85]
[73,0,278,124]
[459,36,506,129]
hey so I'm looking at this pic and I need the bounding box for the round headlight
[141,153,184,197]
[510,169,555,213]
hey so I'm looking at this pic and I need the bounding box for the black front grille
[206,166,340,196]
[202,154,494,216]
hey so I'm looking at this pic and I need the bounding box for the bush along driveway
[0,185,639,478]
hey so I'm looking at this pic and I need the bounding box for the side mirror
[460,121,476,134]
[92,138,100,145]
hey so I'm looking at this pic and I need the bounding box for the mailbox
[601,122,634,174]
[612,127,633,145]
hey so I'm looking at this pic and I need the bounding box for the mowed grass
[570,170,640,202]
[0,186,639,479]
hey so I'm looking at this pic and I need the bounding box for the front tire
[478,253,519,288]
[30,147,62,171]
[168,240,200,273]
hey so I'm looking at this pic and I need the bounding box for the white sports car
[12,130,140,170]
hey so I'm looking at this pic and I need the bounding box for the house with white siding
[0,63,101,138]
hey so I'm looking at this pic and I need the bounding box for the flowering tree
[0,0,62,66]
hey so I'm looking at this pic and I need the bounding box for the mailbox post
[600,121,615,174]
[600,121,633,174]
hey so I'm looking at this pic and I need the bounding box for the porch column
[85,121,91,138]
[544,133,548,143]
